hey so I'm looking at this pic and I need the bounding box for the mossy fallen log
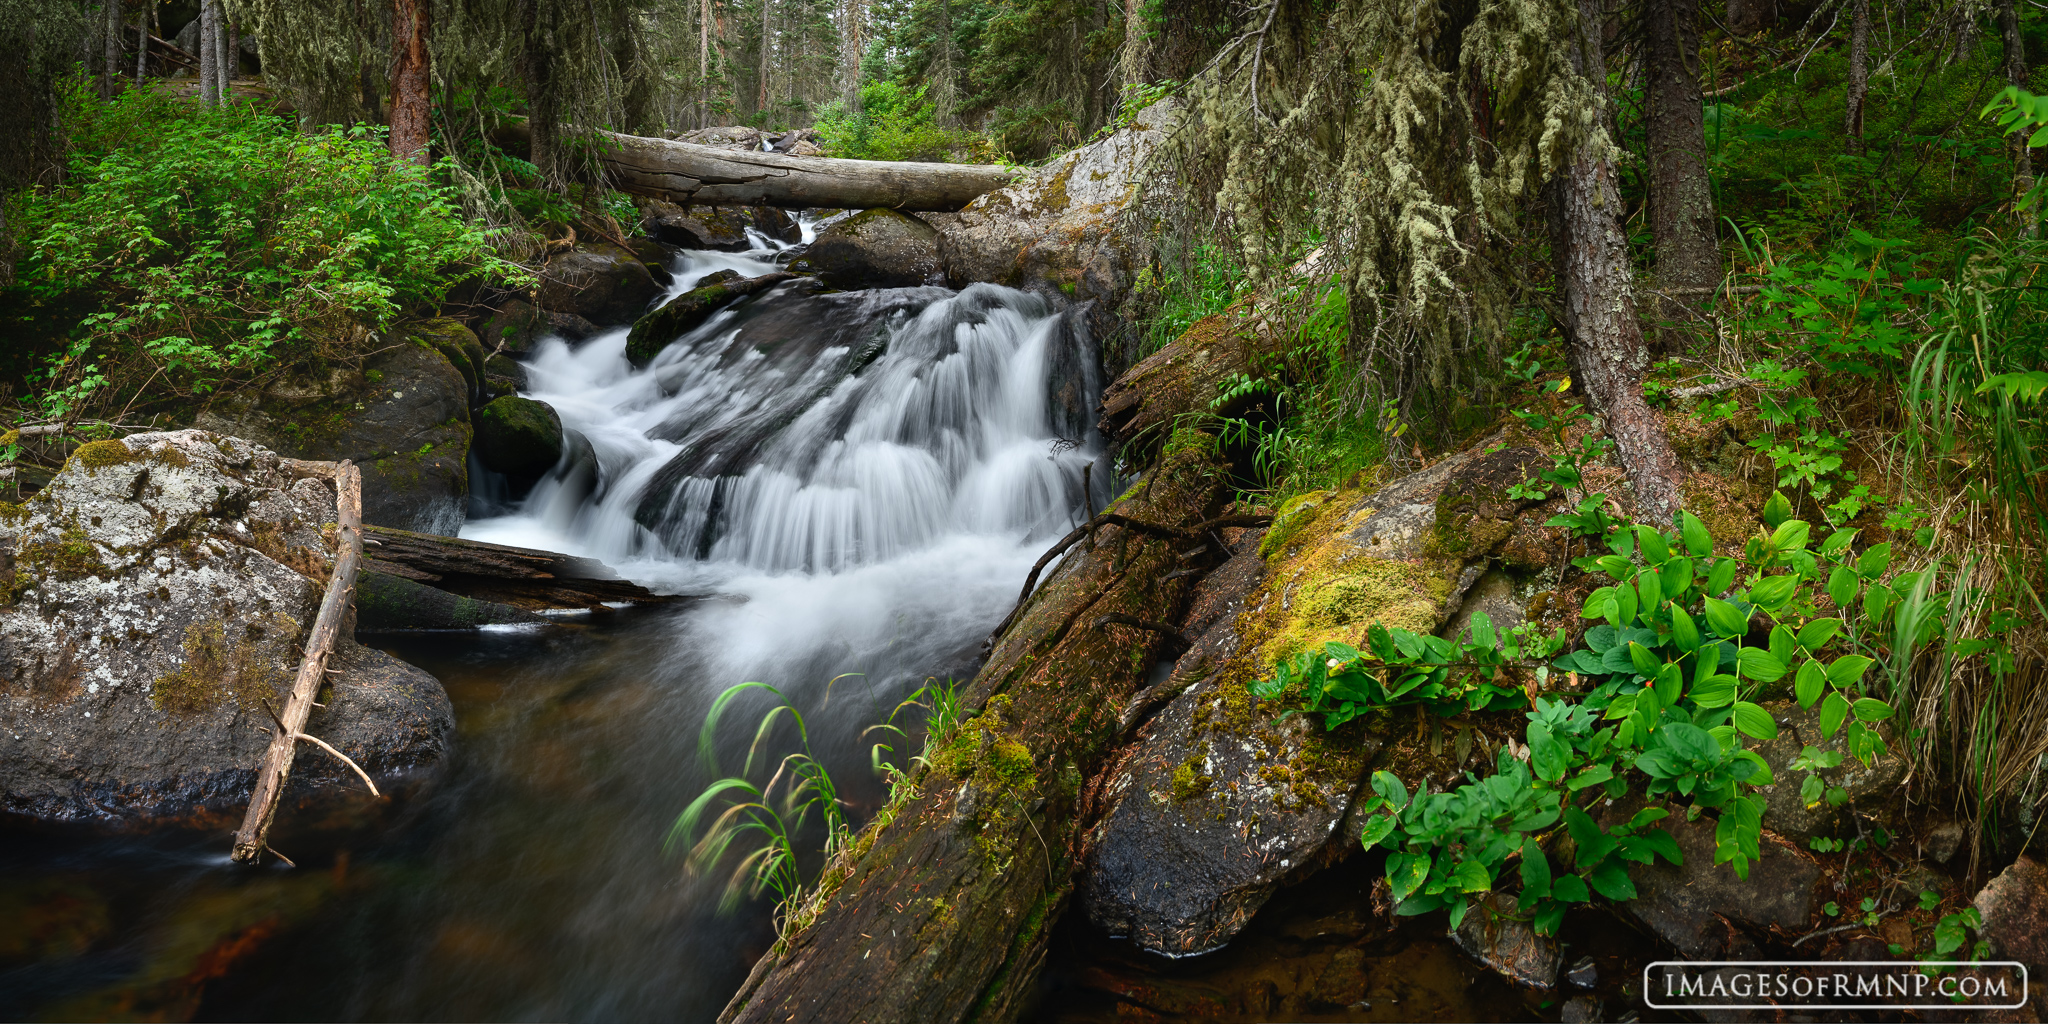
[361,524,676,611]
[718,436,1231,1024]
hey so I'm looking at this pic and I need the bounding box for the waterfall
[463,240,1110,687]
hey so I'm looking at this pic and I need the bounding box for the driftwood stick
[293,732,381,798]
[230,461,365,865]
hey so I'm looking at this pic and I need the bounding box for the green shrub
[7,80,525,419]
[813,82,974,162]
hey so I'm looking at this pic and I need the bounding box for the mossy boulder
[623,270,795,366]
[786,208,941,289]
[0,430,453,827]
[473,396,564,486]
[535,242,661,324]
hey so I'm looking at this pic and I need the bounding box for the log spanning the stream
[361,524,677,611]
[495,122,1015,212]
[231,461,368,865]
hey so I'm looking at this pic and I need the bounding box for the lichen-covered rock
[472,396,564,486]
[624,270,798,366]
[787,208,941,289]
[1974,855,2048,974]
[535,242,661,323]
[195,327,474,536]
[928,98,1179,353]
[0,430,453,826]
[638,198,800,250]
[1078,443,1551,958]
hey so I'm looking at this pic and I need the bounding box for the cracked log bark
[717,444,1227,1024]
[494,121,1012,211]
[1549,0,1684,521]
[1646,0,1719,310]
[361,524,677,611]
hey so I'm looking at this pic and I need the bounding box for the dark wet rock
[787,208,941,289]
[545,310,601,341]
[195,327,474,536]
[1450,894,1560,989]
[1923,820,1967,865]
[1974,855,2048,973]
[638,199,800,250]
[1559,995,1602,1023]
[1620,810,1820,958]
[355,570,545,631]
[472,396,564,487]
[624,270,798,366]
[0,430,454,827]
[478,297,547,354]
[535,242,660,323]
[1567,955,1598,989]
[1747,701,1908,845]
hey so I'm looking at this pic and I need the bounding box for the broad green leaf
[1770,624,1797,664]
[1794,659,1826,707]
[1763,491,1792,529]
[1826,565,1858,608]
[1551,873,1590,903]
[1568,764,1615,790]
[1450,857,1493,893]
[1470,610,1497,650]
[1636,827,1683,866]
[1661,557,1695,601]
[1706,557,1739,597]
[1689,673,1738,708]
[1655,662,1684,707]
[1597,555,1634,580]
[1529,722,1569,782]
[1857,542,1893,580]
[1704,596,1750,638]
[1371,770,1411,809]
[1615,584,1640,627]
[1732,701,1779,740]
[1679,511,1713,557]
[1736,749,1775,785]
[1827,654,1875,688]
[1820,691,1851,739]
[1749,574,1799,612]
[1863,583,1894,629]
[1628,642,1662,678]
[1582,586,1616,620]
[1565,807,1617,866]
[1588,859,1638,900]
[1670,605,1701,652]
[1519,836,1552,901]
[1796,618,1842,652]
[1387,851,1431,901]
[1819,528,1858,556]
[1638,571,1664,613]
[1636,526,1671,565]
[1853,698,1894,722]
[1770,519,1811,552]
[1359,813,1397,848]
[1584,624,1620,653]
[1736,647,1786,683]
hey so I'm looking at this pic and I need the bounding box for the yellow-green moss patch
[149,617,290,715]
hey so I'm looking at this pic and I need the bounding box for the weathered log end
[718,434,1230,1024]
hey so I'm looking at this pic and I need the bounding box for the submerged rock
[787,208,941,289]
[195,325,474,536]
[472,396,564,487]
[0,430,454,827]
[624,270,797,366]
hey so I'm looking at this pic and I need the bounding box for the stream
[0,233,1579,1022]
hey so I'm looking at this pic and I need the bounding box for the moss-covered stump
[624,270,796,366]
[1096,304,1288,463]
[718,437,1230,1024]
[1076,442,1559,957]
[0,430,454,827]
[473,396,564,486]
[787,208,941,289]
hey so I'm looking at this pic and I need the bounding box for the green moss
[1258,489,1333,559]
[17,522,109,582]
[0,502,28,524]
[149,617,288,715]
[1161,427,1218,460]
[1170,754,1213,802]
[68,440,140,472]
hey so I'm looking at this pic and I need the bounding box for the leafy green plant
[1249,614,1564,729]
[813,82,975,162]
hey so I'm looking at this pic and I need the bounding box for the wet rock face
[624,270,797,366]
[1620,809,1819,958]
[0,430,454,826]
[1450,893,1561,989]
[787,208,941,289]
[535,242,661,323]
[929,98,1180,356]
[472,396,564,487]
[1747,701,1908,845]
[638,199,800,250]
[1974,855,2048,973]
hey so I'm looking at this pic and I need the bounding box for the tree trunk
[563,125,1014,209]
[1845,0,1870,155]
[197,0,215,106]
[361,525,677,610]
[224,15,237,84]
[101,0,121,100]
[838,0,862,110]
[1551,0,1684,520]
[2002,0,2033,232]
[1118,0,1151,93]
[1645,0,1719,309]
[758,0,771,115]
[389,0,432,166]
[134,0,151,82]
[701,0,712,127]
[517,0,561,182]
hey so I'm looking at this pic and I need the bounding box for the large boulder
[195,323,475,536]
[638,199,801,250]
[1974,855,2048,975]
[0,430,454,827]
[625,270,797,366]
[928,98,1180,348]
[534,242,662,324]
[472,396,564,487]
[1746,701,1908,846]
[1077,443,1554,958]
[787,209,942,289]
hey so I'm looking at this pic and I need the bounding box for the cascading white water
[463,239,1109,687]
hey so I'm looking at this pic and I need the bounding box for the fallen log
[231,461,369,865]
[494,121,1013,212]
[361,524,678,611]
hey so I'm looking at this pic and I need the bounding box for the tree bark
[360,524,677,610]
[197,0,215,106]
[517,0,561,182]
[102,0,121,100]
[1551,0,1684,520]
[231,463,365,865]
[1645,0,1720,312]
[2001,0,2033,232]
[1845,0,1871,155]
[701,0,713,126]
[837,0,863,110]
[758,0,771,115]
[134,0,151,83]
[389,0,432,166]
[565,126,1014,209]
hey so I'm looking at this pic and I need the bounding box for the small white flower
[1327,658,1341,669]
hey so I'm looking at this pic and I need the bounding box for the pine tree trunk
[700,0,712,127]
[102,0,121,100]
[2001,0,2033,232]
[1646,0,1719,303]
[1551,0,1684,520]
[1845,0,1870,155]
[838,0,863,110]
[758,0,771,115]
[390,0,432,166]
[134,0,151,83]
[517,0,560,182]
[1118,0,1150,93]
[197,0,216,106]
[224,15,237,85]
